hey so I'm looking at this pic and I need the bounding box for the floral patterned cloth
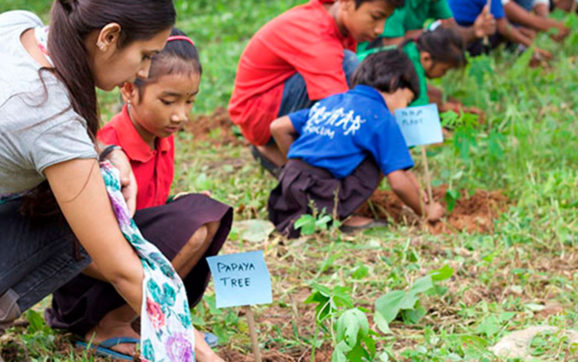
[101,162,195,361]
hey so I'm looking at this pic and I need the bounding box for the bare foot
[85,305,139,357]
[195,329,224,362]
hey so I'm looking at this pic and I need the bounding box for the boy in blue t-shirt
[267,49,445,238]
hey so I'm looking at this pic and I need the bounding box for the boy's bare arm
[387,170,444,221]
[270,116,298,158]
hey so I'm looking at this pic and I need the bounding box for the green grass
[1,1,577,361]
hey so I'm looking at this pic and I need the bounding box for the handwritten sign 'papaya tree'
[207,251,272,362]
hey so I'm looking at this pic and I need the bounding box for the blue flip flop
[204,331,219,348]
[75,337,138,361]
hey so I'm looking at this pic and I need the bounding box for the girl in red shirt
[48,28,231,361]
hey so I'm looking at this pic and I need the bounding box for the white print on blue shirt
[303,103,367,139]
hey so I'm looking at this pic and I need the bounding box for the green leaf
[445,189,460,212]
[401,304,426,324]
[363,334,377,357]
[430,264,455,281]
[374,309,392,334]
[26,310,46,333]
[409,275,434,296]
[336,309,369,348]
[375,290,413,323]
[234,219,274,243]
[351,265,369,279]
[294,214,316,235]
[332,341,351,362]
[476,315,500,337]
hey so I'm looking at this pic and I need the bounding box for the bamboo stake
[421,146,433,205]
[245,306,262,362]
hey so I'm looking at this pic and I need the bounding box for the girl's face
[123,72,201,147]
[420,51,453,79]
[90,26,172,91]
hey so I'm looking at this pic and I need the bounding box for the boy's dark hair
[404,27,467,68]
[352,49,420,100]
[354,0,405,9]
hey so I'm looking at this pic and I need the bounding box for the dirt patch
[219,345,332,362]
[182,107,247,147]
[357,185,509,234]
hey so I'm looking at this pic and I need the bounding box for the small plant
[333,308,386,362]
[444,189,460,212]
[305,284,386,361]
[374,265,454,334]
[294,211,333,236]
[529,329,578,358]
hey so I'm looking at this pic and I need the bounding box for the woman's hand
[106,149,138,217]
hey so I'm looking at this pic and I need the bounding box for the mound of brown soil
[357,185,509,234]
[182,107,247,147]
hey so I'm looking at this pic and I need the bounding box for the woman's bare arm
[45,158,143,313]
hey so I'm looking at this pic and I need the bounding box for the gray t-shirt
[0,11,97,195]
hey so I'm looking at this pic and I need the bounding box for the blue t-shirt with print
[448,0,505,26]
[287,85,414,179]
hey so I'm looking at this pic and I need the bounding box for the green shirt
[356,42,428,107]
[384,0,453,37]
[357,0,453,55]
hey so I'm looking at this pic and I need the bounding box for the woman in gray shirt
[0,1,221,360]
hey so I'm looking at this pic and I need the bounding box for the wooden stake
[245,306,262,362]
[421,146,433,205]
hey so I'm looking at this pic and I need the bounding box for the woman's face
[90,27,172,91]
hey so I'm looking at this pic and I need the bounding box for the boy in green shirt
[358,0,496,54]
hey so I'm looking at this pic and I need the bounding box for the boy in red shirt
[228,0,404,175]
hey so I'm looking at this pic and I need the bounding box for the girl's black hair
[352,49,420,100]
[354,0,405,9]
[401,27,467,68]
[135,27,202,90]
[48,0,176,137]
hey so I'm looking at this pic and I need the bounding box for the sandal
[340,219,388,233]
[75,337,138,361]
[250,145,281,178]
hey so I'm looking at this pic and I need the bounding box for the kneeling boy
[267,49,444,238]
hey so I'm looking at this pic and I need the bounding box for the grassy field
[1,1,577,361]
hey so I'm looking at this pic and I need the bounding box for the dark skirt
[45,194,233,336]
[268,157,381,238]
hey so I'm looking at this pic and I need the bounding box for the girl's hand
[534,47,552,60]
[551,24,570,43]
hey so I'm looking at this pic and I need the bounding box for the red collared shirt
[228,0,356,146]
[97,105,174,210]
